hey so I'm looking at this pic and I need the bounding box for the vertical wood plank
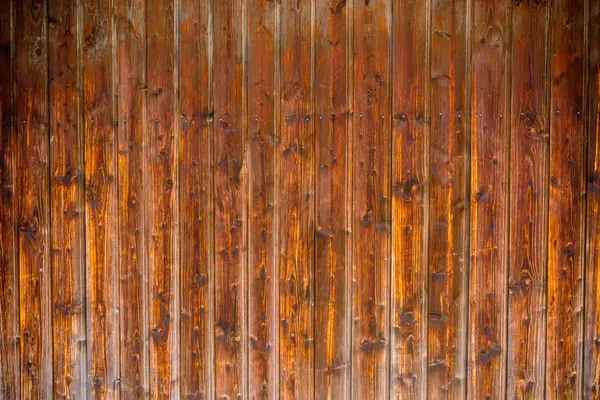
[390,0,429,397]
[469,0,510,398]
[351,0,391,397]
[82,0,119,397]
[585,0,600,397]
[146,0,179,396]
[179,0,213,397]
[247,0,278,398]
[0,0,19,397]
[427,0,468,397]
[506,0,550,398]
[313,0,351,398]
[279,0,314,398]
[14,0,53,397]
[48,0,86,397]
[547,0,586,397]
[115,0,150,396]
[213,0,248,397]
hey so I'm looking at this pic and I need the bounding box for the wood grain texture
[146,0,179,397]
[506,1,550,399]
[0,0,18,398]
[14,0,53,397]
[313,0,351,398]
[213,0,247,397]
[247,0,278,398]
[279,0,314,398]
[115,0,150,396]
[585,0,600,397]
[352,0,390,398]
[427,0,468,397]
[469,0,510,398]
[179,0,213,397]
[48,0,86,397]
[546,0,586,397]
[390,0,429,397]
[82,0,119,397]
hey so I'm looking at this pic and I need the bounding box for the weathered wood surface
[1,0,599,398]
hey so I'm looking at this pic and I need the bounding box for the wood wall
[0,0,599,398]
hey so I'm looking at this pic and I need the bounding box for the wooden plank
[82,0,119,397]
[247,0,278,398]
[546,0,586,397]
[585,0,600,397]
[506,0,550,398]
[146,0,179,397]
[427,0,468,397]
[390,0,429,397]
[14,0,53,397]
[279,0,314,398]
[213,0,247,397]
[352,0,391,397]
[48,0,86,397]
[313,0,351,398]
[115,0,150,397]
[0,0,18,398]
[469,0,510,397]
[179,0,213,397]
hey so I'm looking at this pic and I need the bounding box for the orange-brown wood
[247,0,278,398]
[82,0,120,397]
[279,0,314,398]
[179,0,213,397]
[115,0,150,396]
[14,0,53,397]
[390,0,429,397]
[48,0,86,397]
[469,0,510,397]
[0,1,18,398]
[546,0,586,397]
[506,1,550,399]
[352,0,391,398]
[314,0,351,398]
[427,0,468,397]
[213,0,247,397]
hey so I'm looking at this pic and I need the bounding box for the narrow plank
[82,0,119,397]
[313,0,351,398]
[279,0,314,397]
[48,0,86,397]
[468,0,510,397]
[0,0,19,397]
[14,0,53,397]
[546,0,586,397]
[146,0,179,396]
[427,0,468,397]
[179,0,213,397]
[585,0,600,397]
[352,0,391,397]
[115,0,150,396]
[247,0,278,398]
[213,0,248,397]
[390,0,429,397]
[506,0,550,398]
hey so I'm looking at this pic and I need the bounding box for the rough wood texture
[48,0,86,397]
[507,1,550,399]
[352,0,390,398]
[179,0,213,397]
[313,0,351,398]
[427,0,468,397]
[390,0,428,397]
[469,0,510,398]
[547,0,586,398]
[1,0,599,398]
